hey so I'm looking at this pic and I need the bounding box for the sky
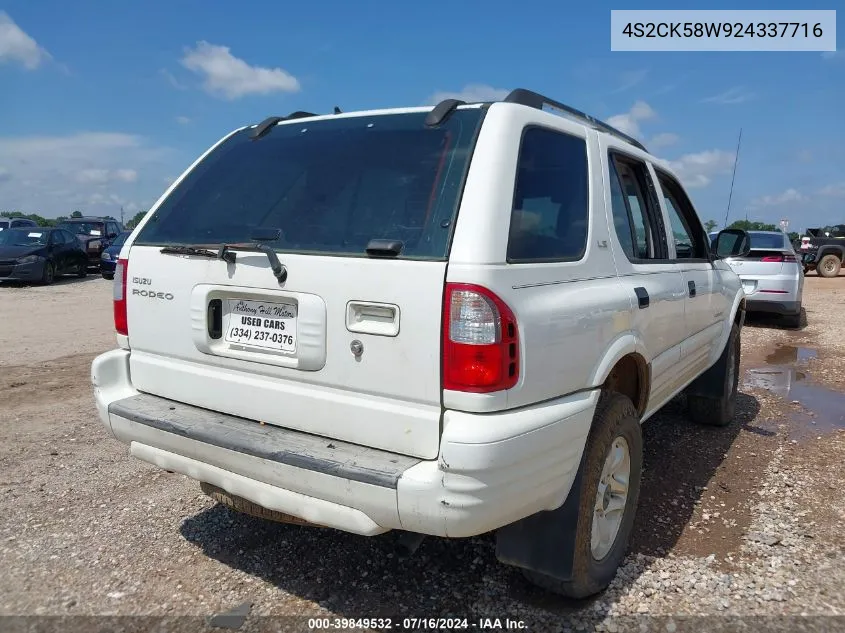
[1,0,843,231]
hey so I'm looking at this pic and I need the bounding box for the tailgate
[119,107,485,460]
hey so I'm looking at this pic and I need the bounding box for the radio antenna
[723,128,743,229]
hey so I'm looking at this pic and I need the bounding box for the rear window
[749,232,788,249]
[0,220,8,230]
[59,222,105,237]
[134,109,485,260]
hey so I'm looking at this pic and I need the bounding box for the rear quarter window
[507,126,589,263]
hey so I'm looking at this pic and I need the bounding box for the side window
[507,126,589,262]
[62,230,78,246]
[655,171,709,260]
[608,154,665,261]
[51,231,65,246]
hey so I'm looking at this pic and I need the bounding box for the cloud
[424,84,509,106]
[649,132,679,148]
[75,168,138,184]
[0,11,51,70]
[175,115,191,125]
[817,182,845,198]
[610,68,649,94]
[0,132,174,217]
[607,100,656,138]
[751,188,807,208]
[666,149,735,189]
[701,86,755,105]
[180,41,300,100]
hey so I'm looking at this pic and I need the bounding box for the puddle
[743,345,845,441]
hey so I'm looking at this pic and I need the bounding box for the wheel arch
[589,334,651,418]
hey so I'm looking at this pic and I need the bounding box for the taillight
[784,253,797,262]
[442,283,519,393]
[113,258,128,335]
[761,255,784,262]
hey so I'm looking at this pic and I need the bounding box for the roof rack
[502,89,647,152]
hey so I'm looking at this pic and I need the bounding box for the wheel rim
[591,436,630,560]
[822,259,836,274]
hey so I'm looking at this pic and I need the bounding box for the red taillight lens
[442,283,519,393]
[761,255,785,262]
[784,253,797,262]
[113,258,128,335]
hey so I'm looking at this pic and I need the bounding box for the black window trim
[652,167,713,265]
[607,150,671,265]
[506,123,591,265]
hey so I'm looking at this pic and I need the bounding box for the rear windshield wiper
[160,245,218,258]
[218,229,288,284]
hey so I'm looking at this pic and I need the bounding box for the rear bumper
[745,299,801,316]
[100,258,116,275]
[92,349,596,538]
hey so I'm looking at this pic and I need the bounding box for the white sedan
[712,230,804,328]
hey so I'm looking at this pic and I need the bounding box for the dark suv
[56,217,124,270]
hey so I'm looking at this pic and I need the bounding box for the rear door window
[133,110,484,260]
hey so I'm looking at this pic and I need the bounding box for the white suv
[91,89,751,598]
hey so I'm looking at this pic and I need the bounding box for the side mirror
[712,229,751,259]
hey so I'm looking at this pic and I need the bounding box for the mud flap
[494,452,586,580]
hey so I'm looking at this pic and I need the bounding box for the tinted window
[507,127,589,262]
[59,222,105,236]
[609,157,661,260]
[749,232,788,249]
[50,231,66,246]
[655,172,709,259]
[0,220,8,230]
[111,232,130,248]
[0,229,47,246]
[133,110,484,260]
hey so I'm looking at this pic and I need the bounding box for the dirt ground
[1,273,843,631]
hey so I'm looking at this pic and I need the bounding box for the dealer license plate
[224,299,297,353]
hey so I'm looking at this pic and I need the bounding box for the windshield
[0,229,47,247]
[111,232,130,248]
[59,222,105,236]
[133,109,485,260]
[749,232,788,249]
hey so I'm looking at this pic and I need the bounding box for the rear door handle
[634,287,649,309]
[688,280,696,297]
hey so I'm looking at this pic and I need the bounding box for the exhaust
[395,531,426,557]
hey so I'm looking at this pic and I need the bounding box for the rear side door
[603,145,688,408]
[48,230,68,272]
[652,169,725,373]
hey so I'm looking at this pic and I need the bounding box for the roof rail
[250,111,320,139]
[502,88,648,152]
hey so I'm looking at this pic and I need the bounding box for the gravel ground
[1,273,844,632]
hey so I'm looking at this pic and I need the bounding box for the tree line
[1,210,148,229]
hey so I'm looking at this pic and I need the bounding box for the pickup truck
[799,225,845,278]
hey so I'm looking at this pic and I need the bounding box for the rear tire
[687,323,740,427]
[522,392,643,599]
[817,254,841,278]
[76,261,87,278]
